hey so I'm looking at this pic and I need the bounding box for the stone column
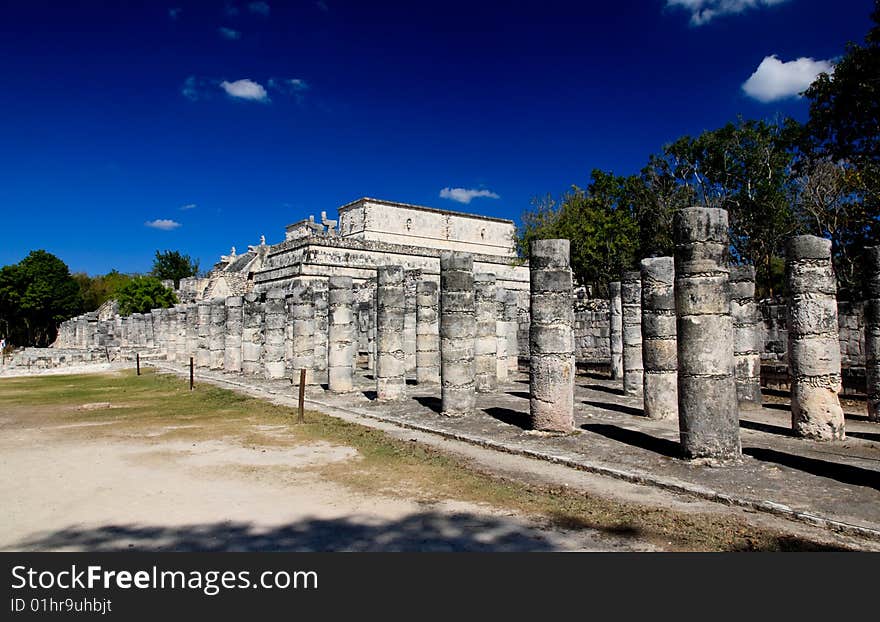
[640,257,677,420]
[175,304,188,364]
[209,298,226,370]
[529,239,575,432]
[495,288,509,384]
[416,280,441,384]
[609,281,624,380]
[404,271,419,377]
[86,313,99,348]
[185,303,198,361]
[786,235,845,440]
[262,289,287,380]
[867,247,880,422]
[241,294,264,376]
[440,252,476,417]
[196,302,211,368]
[376,266,407,401]
[224,296,243,373]
[165,307,178,361]
[312,280,329,385]
[328,276,355,393]
[674,207,740,460]
[729,266,762,405]
[621,271,643,397]
[474,273,498,393]
[289,279,315,384]
[504,290,519,372]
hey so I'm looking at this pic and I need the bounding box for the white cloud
[439,187,500,204]
[218,27,241,40]
[181,76,207,101]
[666,0,788,25]
[180,203,197,211]
[145,219,182,231]
[742,55,834,102]
[220,78,269,102]
[248,2,270,15]
[168,7,181,20]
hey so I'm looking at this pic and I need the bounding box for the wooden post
[189,357,194,391]
[297,368,306,423]
[136,353,141,376]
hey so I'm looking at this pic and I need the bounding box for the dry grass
[0,369,853,551]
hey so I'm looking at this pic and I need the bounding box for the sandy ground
[0,400,658,552]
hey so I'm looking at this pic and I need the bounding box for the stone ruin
[27,202,880,463]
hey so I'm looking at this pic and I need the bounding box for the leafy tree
[75,270,133,312]
[150,250,199,288]
[116,276,177,316]
[517,170,640,295]
[0,250,83,346]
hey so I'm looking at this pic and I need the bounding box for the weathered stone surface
[787,235,845,440]
[209,298,227,370]
[529,239,574,432]
[503,289,519,373]
[404,270,419,376]
[376,266,406,401]
[224,296,243,373]
[867,247,880,422]
[608,281,623,380]
[474,273,497,393]
[440,251,476,417]
[241,293,264,376]
[729,265,762,405]
[328,276,354,393]
[312,280,329,385]
[495,287,509,383]
[621,271,643,397]
[416,280,441,384]
[287,279,315,385]
[640,257,677,420]
[196,302,211,368]
[674,207,740,460]
[262,289,287,380]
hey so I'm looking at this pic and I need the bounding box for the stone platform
[151,362,880,540]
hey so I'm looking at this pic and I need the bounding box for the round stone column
[416,280,441,384]
[495,288,509,384]
[241,294,264,376]
[504,290,520,372]
[640,257,677,420]
[474,273,498,393]
[674,207,740,460]
[729,266,762,405]
[185,303,198,361]
[786,235,845,440]
[196,302,211,368]
[376,266,407,401]
[440,252,476,417]
[328,276,355,393]
[529,239,575,432]
[224,296,243,373]
[608,281,624,380]
[262,289,287,380]
[621,271,644,396]
[312,280,329,385]
[175,304,188,364]
[209,298,227,370]
[288,279,315,384]
[867,247,880,422]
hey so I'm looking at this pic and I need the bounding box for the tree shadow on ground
[743,447,880,491]
[581,384,625,397]
[580,423,681,459]
[413,396,442,414]
[12,513,566,552]
[483,407,531,430]
[845,429,880,442]
[505,391,530,400]
[583,400,644,418]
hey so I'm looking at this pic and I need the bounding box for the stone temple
[179,197,529,300]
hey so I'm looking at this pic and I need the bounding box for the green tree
[116,276,177,316]
[0,250,83,346]
[801,1,880,296]
[75,270,133,312]
[150,250,199,288]
[517,170,640,294]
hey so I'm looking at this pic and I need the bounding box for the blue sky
[0,0,872,275]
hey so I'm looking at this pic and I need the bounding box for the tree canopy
[150,250,199,288]
[115,276,177,316]
[0,250,83,346]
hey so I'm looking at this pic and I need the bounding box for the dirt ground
[0,369,875,552]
